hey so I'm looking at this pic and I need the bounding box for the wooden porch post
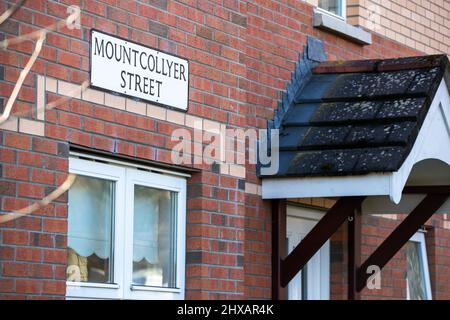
[347,205,362,300]
[272,199,287,300]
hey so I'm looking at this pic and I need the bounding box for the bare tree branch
[0,174,77,224]
[0,0,26,26]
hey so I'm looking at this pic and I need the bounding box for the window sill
[66,281,120,289]
[313,10,372,45]
[131,285,181,293]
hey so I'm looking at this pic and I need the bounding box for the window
[66,157,186,299]
[317,0,346,19]
[406,232,432,300]
[287,206,330,300]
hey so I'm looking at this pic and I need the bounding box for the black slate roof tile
[345,125,392,145]
[353,147,405,172]
[295,74,337,102]
[407,67,441,94]
[300,126,352,148]
[282,103,320,125]
[386,121,417,144]
[324,70,418,99]
[260,54,450,178]
[375,98,426,119]
[279,127,308,149]
[310,101,382,123]
[286,150,360,176]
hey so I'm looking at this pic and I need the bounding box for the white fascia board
[389,78,450,203]
[262,173,391,199]
[262,79,450,203]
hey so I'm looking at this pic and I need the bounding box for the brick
[30,264,54,279]
[0,180,16,196]
[58,51,81,69]
[45,77,58,93]
[166,109,185,125]
[16,247,42,262]
[229,164,246,178]
[2,230,29,245]
[147,104,166,120]
[93,135,115,152]
[126,99,147,115]
[43,218,67,234]
[0,148,16,163]
[0,117,20,133]
[16,279,41,294]
[82,88,105,105]
[43,249,66,264]
[32,137,57,154]
[30,233,52,248]
[149,20,168,38]
[18,183,45,199]
[148,0,167,10]
[0,279,15,293]
[105,93,126,110]
[84,117,105,134]
[231,13,247,27]
[3,165,29,181]
[15,216,42,231]
[4,132,31,150]
[59,112,82,129]
[42,280,65,294]
[58,81,81,99]
[3,262,31,277]
[19,119,45,136]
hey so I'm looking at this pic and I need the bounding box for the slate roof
[260,54,450,178]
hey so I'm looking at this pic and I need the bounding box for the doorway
[287,205,330,300]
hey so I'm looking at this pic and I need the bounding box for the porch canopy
[259,55,450,299]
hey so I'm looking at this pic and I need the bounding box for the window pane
[132,185,177,288]
[67,175,114,283]
[318,0,342,16]
[406,241,427,300]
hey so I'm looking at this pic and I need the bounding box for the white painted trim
[123,169,186,300]
[67,159,126,300]
[407,232,432,300]
[389,79,450,203]
[263,173,391,199]
[316,0,346,20]
[66,157,186,300]
[262,79,450,205]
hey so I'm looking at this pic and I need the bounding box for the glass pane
[405,241,427,300]
[318,0,342,16]
[67,175,114,283]
[132,185,177,288]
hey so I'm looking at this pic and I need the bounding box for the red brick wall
[0,0,447,300]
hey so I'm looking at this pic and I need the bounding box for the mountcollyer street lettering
[90,30,189,111]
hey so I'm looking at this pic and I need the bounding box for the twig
[0,31,46,125]
[0,174,77,224]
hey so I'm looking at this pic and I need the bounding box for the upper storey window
[318,0,346,19]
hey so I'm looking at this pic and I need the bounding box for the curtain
[68,175,113,259]
[133,185,161,264]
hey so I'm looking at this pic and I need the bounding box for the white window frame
[287,205,330,300]
[316,0,347,20]
[406,232,432,300]
[66,157,186,300]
